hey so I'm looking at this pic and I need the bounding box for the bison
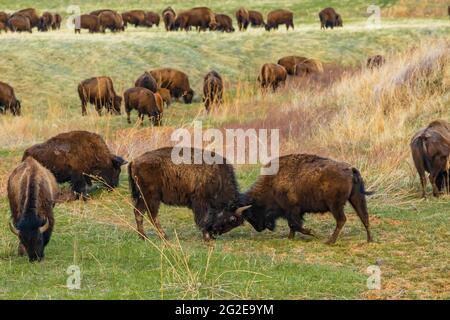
[8,157,58,262]
[203,70,224,112]
[38,12,54,32]
[90,9,114,16]
[235,7,249,31]
[7,15,32,33]
[0,11,10,24]
[78,76,122,116]
[411,120,450,198]
[12,8,39,29]
[294,59,324,76]
[258,63,287,91]
[146,11,160,27]
[162,7,176,31]
[319,7,342,29]
[265,9,294,31]
[174,7,217,31]
[23,131,127,199]
[124,87,162,126]
[135,72,158,93]
[0,81,21,116]
[277,56,309,75]
[128,147,249,240]
[157,88,172,107]
[149,68,194,104]
[122,10,147,27]
[74,14,101,33]
[367,55,386,69]
[99,10,124,32]
[249,10,265,28]
[52,13,62,30]
[215,14,234,32]
[241,154,373,244]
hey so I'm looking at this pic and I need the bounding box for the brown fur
[122,10,147,27]
[319,7,342,29]
[90,9,114,16]
[74,14,101,33]
[7,15,32,33]
[215,14,234,32]
[203,70,224,112]
[146,11,160,27]
[8,157,58,262]
[0,11,9,24]
[258,63,287,91]
[149,68,194,104]
[410,120,450,198]
[52,13,61,30]
[367,55,386,69]
[99,10,124,32]
[0,21,6,33]
[0,81,21,116]
[22,131,127,199]
[78,76,122,116]
[265,9,294,31]
[135,72,157,93]
[154,92,164,114]
[249,10,265,27]
[128,147,246,241]
[124,87,162,126]
[242,154,373,244]
[157,88,172,107]
[294,59,324,76]
[162,7,176,31]
[12,8,39,29]
[235,7,249,31]
[174,7,217,31]
[277,56,309,75]
[38,12,54,31]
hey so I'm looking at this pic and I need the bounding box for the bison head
[102,155,127,189]
[113,95,122,114]
[10,216,50,262]
[183,89,194,104]
[207,205,251,236]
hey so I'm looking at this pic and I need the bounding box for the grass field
[0,0,449,299]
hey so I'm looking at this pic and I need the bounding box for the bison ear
[112,156,128,168]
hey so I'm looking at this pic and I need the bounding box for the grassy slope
[0,0,450,299]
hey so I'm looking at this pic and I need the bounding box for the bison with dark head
[249,10,265,28]
[265,9,294,31]
[8,157,58,262]
[124,87,162,126]
[215,14,234,32]
[135,72,157,93]
[12,8,39,29]
[78,76,122,116]
[150,68,194,104]
[128,147,248,241]
[122,10,146,27]
[203,70,223,112]
[52,13,61,29]
[0,81,21,116]
[241,154,373,244]
[22,131,127,200]
[145,11,160,27]
[74,14,101,33]
[38,12,53,31]
[99,10,124,32]
[174,7,216,32]
[319,7,342,29]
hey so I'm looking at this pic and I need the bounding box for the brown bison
[265,9,294,31]
[78,76,122,116]
[162,7,176,31]
[249,10,265,27]
[38,12,54,32]
[215,14,234,32]
[8,157,58,262]
[0,81,21,116]
[367,55,386,69]
[99,10,124,32]
[124,87,162,126]
[135,72,158,93]
[23,131,127,199]
[146,11,160,26]
[52,13,62,30]
[241,154,373,244]
[174,7,217,31]
[157,88,172,107]
[90,9,114,16]
[258,63,287,91]
[128,147,248,240]
[12,8,39,29]
[0,11,10,24]
[294,59,324,76]
[74,14,101,33]
[277,56,309,75]
[203,70,224,112]
[319,7,342,29]
[235,7,249,31]
[411,120,450,198]
[122,10,147,27]
[7,15,32,33]
[149,68,194,104]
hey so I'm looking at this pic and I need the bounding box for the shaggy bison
[124,87,162,126]
[265,9,294,31]
[38,12,54,32]
[249,10,265,27]
[146,12,160,26]
[235,7,249,31]
[162,7,176,31]
[8,157,58,262]
[12,8,39,29]
[128,147,248,240]
[22,131,127,199]
[258,63,287,91]
[277,56,308,75]
[122,10,147,27]
[215,14,234,32]
[7,15,32,33]
[0,81,21,116]
[367,55,386,69]
[411,120,450,198]
[319,7,342,29]
[241,154,373,244]
[149,68,194,104]
[99,10,124,32]
[174,7,217,31]
[203,70,223,112]
[135,72,158,93]
[74,14,101,33]
[78,76,122,116]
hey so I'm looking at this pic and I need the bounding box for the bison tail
[128,163,140,205]
[352,168,374,196]
[411,135,431,174]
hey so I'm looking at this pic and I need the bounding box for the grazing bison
[128,147,248,240]
[124,87,162,126]
[52,13,62,30]
[249,10,265,27]
[7,15,32,33]
[235,7,249,31]
[411,120,450,198]
[74,14,101,33]
[241,154,373,244]
[78,76,122,116]
[23,131,127,199]
[319,7,342,29]
[367,55,386,69]
[215,14,234,32]
[135,72,158,93]
[294,59,324,76]
[12,8,39,29]
[157,88,172,107]
[0,81,21,116]
[149,68,194,104]
[174,7,217,31]
[203,70,224,112]
[258,63,287,91]
[265,9,294,31]
[0,11,10,24]
[38,12,54,32]
[8,157,58,262]
[163,8,176,31]
[122,10,147,27]
[146,11,160,26]
[99,10,124,32]
[277,56,309,75]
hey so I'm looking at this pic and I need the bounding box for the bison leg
[71,173,88,200]
[349,194,373,243]
[126,110,131,124]
[18,243,26,256]
[134,199,147,240]
[326,208,347,245]
[287,211,316,239]
[146,202,167,239]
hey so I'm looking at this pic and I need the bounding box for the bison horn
[39,218,50,233]
[235,205,252,217]
[9,220,20,236]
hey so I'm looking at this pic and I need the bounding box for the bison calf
[78,76,122,116]
[258,63,287,92]
[8,157,58,262]
[242,154,373,244]
[0,81,21,116]
[203,70,224,112]
[124,87,162,126]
